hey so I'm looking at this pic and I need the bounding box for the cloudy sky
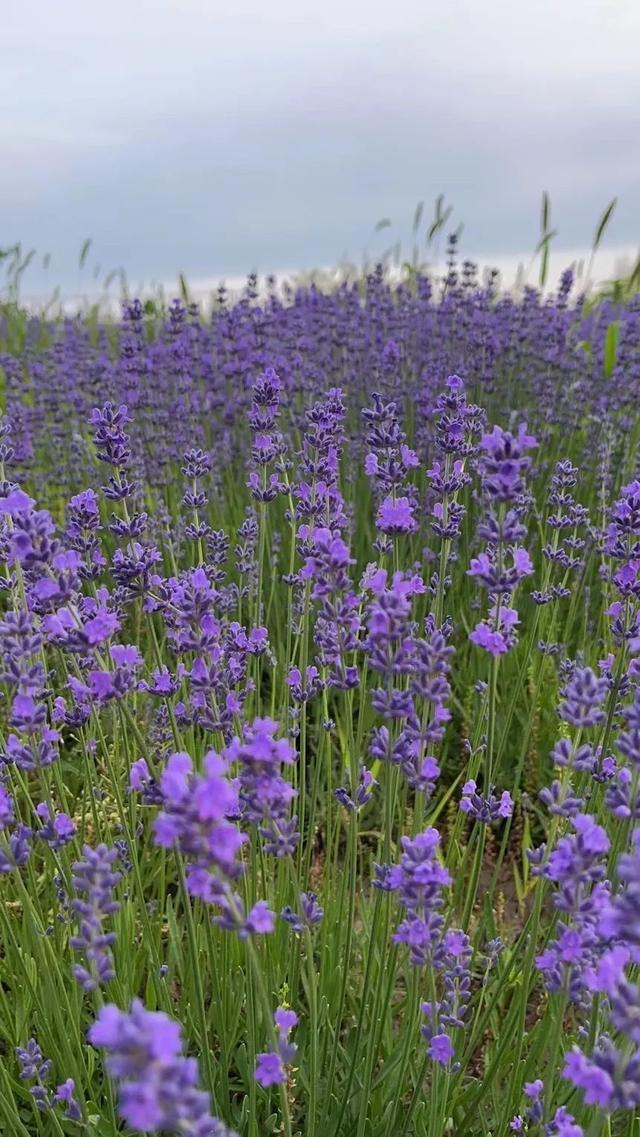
[2,0,639,295]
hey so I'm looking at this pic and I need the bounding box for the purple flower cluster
[363,391,420,551]
[154,751,241,884]
[227,716,299,857]
[426,375,482,550]
[562,831,640,1112]
[558,666,608,729]
[293,387,347,532]
[16,1037,81,1121]
[65,487,106,580]
[606,669,640,818]
[281,890,324,933]
[477,423,538,503]
[157,565,268,737]
[385,827,451,965]
[534,813,610,1000]
[468,422,537,655]
[182,447,212,560]
[511,1080,584,1137]
[3,265,640,1137]
[69,843,122,990]
[35,802,76,849]
[421,929,472,1066]
[299,526,361,690]
[0,781,32,873]
[254,1008,298,1086]
[90,999,235,1135]
[16,1038,53,1112]
[534,460,590,607]
[459,780,513,823]
[366,571,452,795]
[152,746,276,936]
[247,367,287,504]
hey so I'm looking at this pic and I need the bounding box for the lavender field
[1,252,640,1137]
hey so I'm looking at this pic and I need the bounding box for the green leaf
[537,230,558,287]
[79,237,92,268]
[16,249,35,278]
[604,320,620,378]
[534,229,558,255]
[427,202,453,244]
[179,272,190,303]
[629,253,640,293]
[592,197,617,253]
[541,190,550,234]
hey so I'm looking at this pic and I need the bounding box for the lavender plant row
[1,252,640,1137]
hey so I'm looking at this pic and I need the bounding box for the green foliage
[0,193,637,1136]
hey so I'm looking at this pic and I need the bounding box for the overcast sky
[2,0,639,295]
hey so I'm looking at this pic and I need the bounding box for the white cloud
[2,0,638,291]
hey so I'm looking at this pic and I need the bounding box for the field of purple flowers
[1,252,640,1137]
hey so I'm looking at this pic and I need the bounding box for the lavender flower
[54,1079,82,1122]
[69,844,121,990]
[299,526,361,690]
[477,422,538,502]
[468,419,537,656]
[226,717,299,857]
[534,813,610,1000]
[153,748,274,935]
[16,1039,52,1112]
[363,391,419,555]
[254,1008,298,1087]
[386,828,451,967]
[35,803,76,849]
[335,766,377,811]
[376,495,417,535]
[281,891,324,933]
[153,750,243,889]
[459,780,513,823]
[246,367,287,504]
[0,822,33,873]
[90,1000,236,1135]
[558,666,608,729]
